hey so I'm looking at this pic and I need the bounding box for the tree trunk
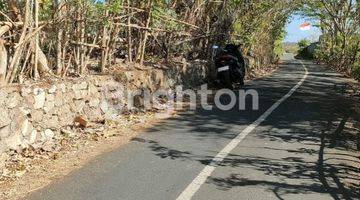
[127,0,133,63]
[6,0,31,83]
[0,39,7,85]
[34,0,40,79]
[55,0,63,75]
[79,2,86,74]
[100,9,109,72]
[36,44,51,74]
[75,3,81,72]
[139,0,153,65]
[0,25,12,37]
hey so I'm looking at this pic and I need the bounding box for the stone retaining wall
[0,61,206,168]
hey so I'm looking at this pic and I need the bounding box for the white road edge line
[176,60,309,200]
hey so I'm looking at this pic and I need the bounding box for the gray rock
[58,106,74,125]
[21,118,33,137]
[44,103,55,114]
[5,133,23,150]
[60,128,76,138]
[54,92,64,107]
[33,88,46,109]
[58,83,66,93]
[28,130,38,144]
[0,107,10,128]
[38,131,46,142]
[0,153,9,169]
[6,92,21,109]
[47,93,55,102]
[89,97,100,108]
[83,106,102,122]
[24,95,35,109]
[19,107,31,116]
[0,125,10,139]
[100,100,109,113]
[31,110,44,123]
[71,100,85,113]
[0,140,6,152]
[10,108,26,134]
[20,87,31,97]
[44,129,55,140]
[72,82,88,91]
[88,84,100,96]
[104,109,120,121]
[48,85,57,94]
[73,89,88,100]
[63,92,74,104]
[44,94,55,113]
[61,115,73,126]
[0,90,8,105]
[93,78,102,87]
[45,116,59,129]
[106,83,121,92]
[72,82,89,100]
[56,103,71,116]
[79,81,88,90]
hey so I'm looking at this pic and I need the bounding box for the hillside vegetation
[300,0,359,79]
[0,0,358,84]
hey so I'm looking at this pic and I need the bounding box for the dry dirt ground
[0,110,181,200]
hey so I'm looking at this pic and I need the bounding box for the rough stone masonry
[0,61,207,169]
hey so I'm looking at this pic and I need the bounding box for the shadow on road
[132,60,359,199]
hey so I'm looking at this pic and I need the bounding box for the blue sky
[285,15,322,42]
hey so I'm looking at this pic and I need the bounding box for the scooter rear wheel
[220,71,233,89]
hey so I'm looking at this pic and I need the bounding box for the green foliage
[297,39,315,59]
[1,0,358,81]
[0,2,5,11]
[274,31,286,59]
[300,0,359,78]
[229,1,295,65]
[39,0,54,20]
[109,0,123,13]
[352,63,360,80]
[153,6,181,31]
[298,39,310,50]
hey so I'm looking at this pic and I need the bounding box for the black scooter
[213,44,246,89]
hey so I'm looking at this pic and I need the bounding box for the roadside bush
[352,63,360,81]
[296,39,313,59]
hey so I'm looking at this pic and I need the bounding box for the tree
[300,0,359,76]
[0,0,357,84]
[298,39,310,50]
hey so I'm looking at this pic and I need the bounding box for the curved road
[27,55,358,200]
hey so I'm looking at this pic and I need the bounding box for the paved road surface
[27,55,358,200]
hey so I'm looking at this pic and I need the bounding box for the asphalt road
[27,55,358,200]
